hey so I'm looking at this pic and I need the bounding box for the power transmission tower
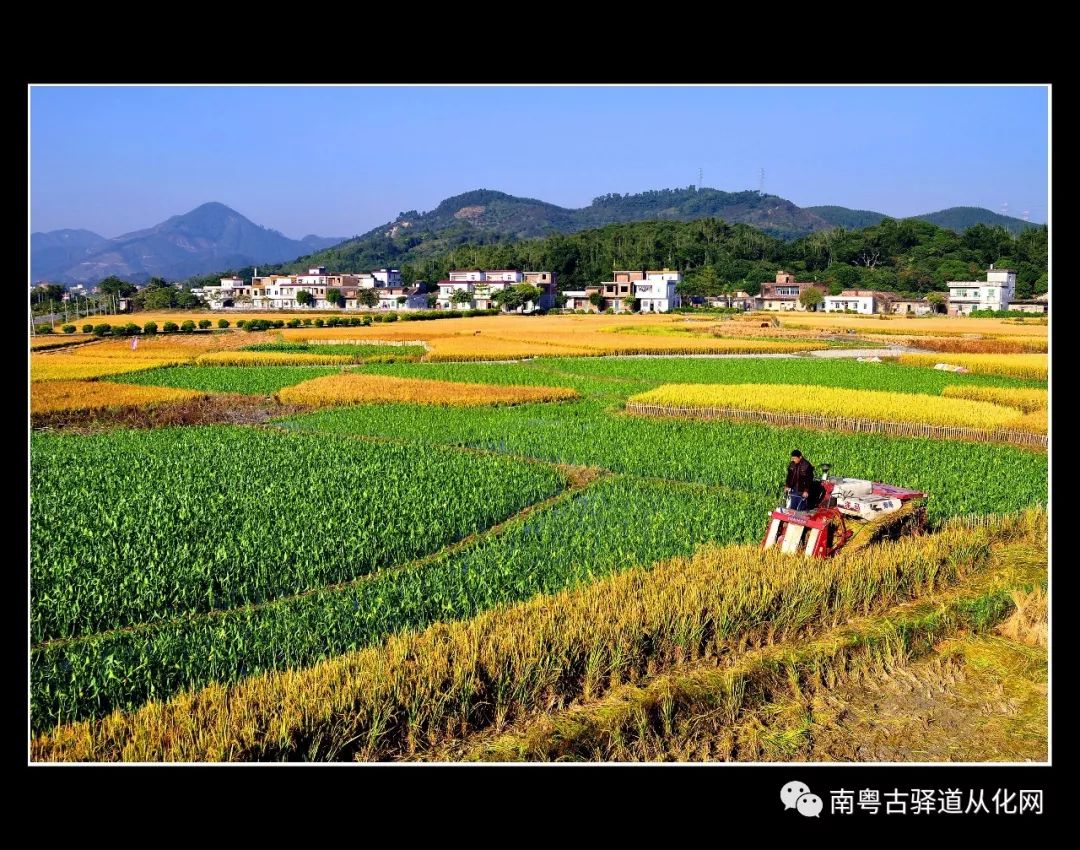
[698,168,703,186]
[759,168,765,193]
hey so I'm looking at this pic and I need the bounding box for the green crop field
[31,426,564,643]
[107,365,341,395]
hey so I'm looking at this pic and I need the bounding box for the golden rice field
[909,336,1049,354]
[280,316,828,359]
[779,314,1047,337]
[31,335,96,350]
[196,351,353,367]
[999,409,1048,434]
[31,357,188,381]
[629,382,1029,430]
[31,380,206,415]
[897,352,1048,380]
[31,509,1044,762]
[942,385,1048,414]
[277,373,581,407]
[30,333,276,381]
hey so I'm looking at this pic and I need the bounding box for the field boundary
[624,401,1048,450]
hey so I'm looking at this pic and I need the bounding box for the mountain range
[32,190,1039,284]
[31,203,346,283]
[275,188,1041,276]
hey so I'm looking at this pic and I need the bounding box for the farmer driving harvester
[765,450,928,559]
[784,450,819,511]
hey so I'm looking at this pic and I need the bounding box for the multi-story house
[435,269,556,311]
[947,265,1016,316]
[633,270,682,312]
[759,272,827,311]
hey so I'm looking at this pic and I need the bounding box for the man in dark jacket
[784,450,815,510]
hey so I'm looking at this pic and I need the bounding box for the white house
[947,265,1016,315]
[823,290,894,315]
[435,269,555,311]
[376,286,427,310]
[634,270,682,313]
[436,280,475,309]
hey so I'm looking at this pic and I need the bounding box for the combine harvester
[762,463,927,558]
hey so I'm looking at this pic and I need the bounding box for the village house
[823,289,895,315]
[891,297,935,316]
[435,269,557,311]
[593,269,682,313]
[947,265,1016,316]
[1007,291,1049,314]
[759,272,827,311]
[563,285,602,311]
[704,290,755,310]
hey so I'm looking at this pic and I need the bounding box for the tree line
[379,218,1048,300]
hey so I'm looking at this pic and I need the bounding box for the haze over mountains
[30,203,346,284]
[32,190,1039,284]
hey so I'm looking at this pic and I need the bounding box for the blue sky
[30,85,1049,237]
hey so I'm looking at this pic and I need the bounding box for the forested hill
[376,217,1047,300]
[276,188,1041,276]
[807,204,1035,235]
[275,188,834,273]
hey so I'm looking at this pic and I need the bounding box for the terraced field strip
[624,401,1048,450]
[457,541,1045,762]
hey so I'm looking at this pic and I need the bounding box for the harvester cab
[762,463,927,558]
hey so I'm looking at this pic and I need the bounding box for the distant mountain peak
[32,203,346,284]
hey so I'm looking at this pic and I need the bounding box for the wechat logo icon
[781,781,823,818]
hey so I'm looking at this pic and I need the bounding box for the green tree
[396,296,407,307]
[926,292,946,313]
[451,289,473,306]
[358,289,379,308]
[296,290,314,307]
[492,283,542,312]
[31,284,65,306]
[326,288,344,307]
[588,291,603,309]
[798,287,824,310]
[141,286,176,310]
[426,294,438,309]
[175,290,201,309]
[99,276,137,298]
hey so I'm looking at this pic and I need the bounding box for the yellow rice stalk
[942,385,1047,414]
[31,335,95,350]
[31,509,1045,762]
[779,314,1048,337]
[1003,410,1048,434]
[31,380,206,414]
[994,586,1048,648]
[907,336,1048,354]
[897,353,1047,380]
[277,373,581,407]
[630,383,1022,429]
[31,357,187,381]
[196,351,353,366]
